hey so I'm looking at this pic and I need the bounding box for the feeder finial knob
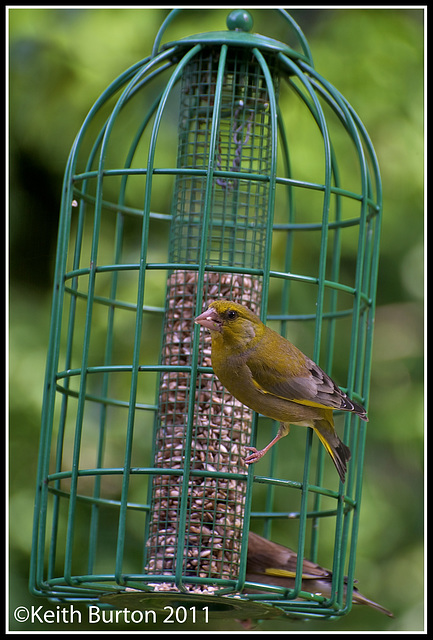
[226,10,254,32]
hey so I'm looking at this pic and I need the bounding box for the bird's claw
[244,446,265,464]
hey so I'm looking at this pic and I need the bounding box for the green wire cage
[30,9,382,623]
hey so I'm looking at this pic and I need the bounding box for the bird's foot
[244,446,266,464]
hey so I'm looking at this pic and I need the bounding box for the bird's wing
[264,564,330,581]
[246,351,347,411]
[247,533,330,580]
[247,550,330,581]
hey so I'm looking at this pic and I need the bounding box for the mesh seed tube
[144,47,278,588]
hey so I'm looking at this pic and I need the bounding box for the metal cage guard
[30,9,382,622]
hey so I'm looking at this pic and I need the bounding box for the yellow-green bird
[195,300,368,483]
[245,531,393,617]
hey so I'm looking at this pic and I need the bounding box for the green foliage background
[9,7,424,632]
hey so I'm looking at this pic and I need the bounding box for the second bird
[195,300,368,483]
[245,531,393,617]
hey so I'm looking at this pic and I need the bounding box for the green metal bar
[250,47,278,316]
[47,194,88,582]
[298,63,381,613]
[151,9,183,57]
[64,263,370,303]
[30,161,74,594]
[275,9,314,65]
[63,286,165,313]
[47,487,149,511]
[112,42,205,586]
[30,43,179,597]
[63,136,107,587]
[40,153,86,589]
[61,42,177,591]
[244,47,280,551]
[277,48,336,599]
[73,167,378,207]
[86,83,170,576]
[71,188,172,220]
[54,385,157,411]
[176,43,228,590]
[307,136,346,561]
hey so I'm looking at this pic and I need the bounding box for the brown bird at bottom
[245,531,394,618]
[195,300,368,483]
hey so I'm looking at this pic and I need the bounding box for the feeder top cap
[153,9,314,66]
[226,10,254,32]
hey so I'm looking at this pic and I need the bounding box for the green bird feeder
[30,9,382,623]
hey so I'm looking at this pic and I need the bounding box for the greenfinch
[195,300,368,483]
[245,531,393,617]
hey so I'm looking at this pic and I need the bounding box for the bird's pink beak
[195,307,221,332]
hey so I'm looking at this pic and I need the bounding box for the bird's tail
[313,418,351,483]
[352,587,394,618]
[346,398,369,422]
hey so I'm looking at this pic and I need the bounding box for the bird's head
[195,300,264,349]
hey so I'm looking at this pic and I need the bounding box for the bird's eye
[227,309,237,320]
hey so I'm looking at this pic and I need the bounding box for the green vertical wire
[276,9,314,66]
[284,66,349,608]
[86,207,123,574]
[238,446,257,594]
[280,73,346,562]
[258,109,293,543]
[143,268,171,570]
[100,93,165,576]
[285,64,369,607]
[30,50,160,594]
[229,53,263,579]
[116,43,201,584]
[278,50,333,599]
[48,187,88,581]
[223,48,277,590]
[30,153,76,593]
[235,48,280,577]
[259,421,279,543]
[341,94,383,409]
[275,107,295,342]
[62,96,126,585]
[63,51,165,584]
[63,112,117,579]
[340,95,383,613]
[309,75,373,611]
[304,70,369,404]
[117,93,169,577]
[175,43,226,590]
[221,55,242,265]
[334,100,371,612]
[87,84,171,574]
[62,75,150,580]
[151,9,183,57]
[111,46,203,586]
[38,103,98,591]
[63,149,105,584]
[354,211,373,403]
[45,160,83,587]
[251,48,278,323]
[244,53,280,543]
[143,47,207,584]
[311,148,343,566]
[87,91,166,576]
